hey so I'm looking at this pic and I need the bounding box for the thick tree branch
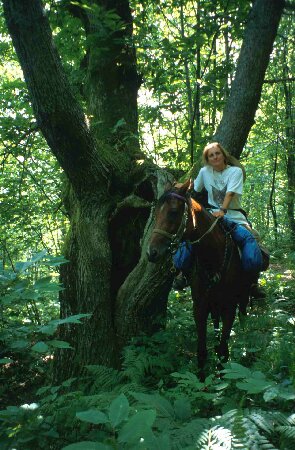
[264,77,295,84]
[3,0,109,197]
[214,0,285,158]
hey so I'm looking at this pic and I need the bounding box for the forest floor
[2,258,294,409]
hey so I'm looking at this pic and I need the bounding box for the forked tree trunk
[3,0,175,380]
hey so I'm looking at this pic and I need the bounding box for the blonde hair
[202,142,246,180]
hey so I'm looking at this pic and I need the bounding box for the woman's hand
[212,210,225,218]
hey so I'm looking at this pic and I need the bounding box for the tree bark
[82,0,141,154]
[214,0,285,158]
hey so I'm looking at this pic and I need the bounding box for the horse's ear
[175,179,190,194]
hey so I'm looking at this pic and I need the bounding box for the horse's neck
[189,207,226,252]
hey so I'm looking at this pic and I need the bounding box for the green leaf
[33,277,63,292]
[0,358,13,364]
[48,340,73,349]
[236,378,272,394]
[264,386,295,402]
[143,430,171,450]
[15,261,33,273]
[62,442,111,450]
[39,324,57,335]
[10,339,29,350]
[263,387,279,402]
[43,255,69,266]
[36,385,52,396]
[108,393,129,428]
[221,362,251,379]
[111,118,126,133]
[33,276,52,289]
[214,382,229,391]
[171,371,204,389]
[31,250,48,262]
[76,409,108,425]
[14,251,48,273]
[174,397,191,421]
[31,341,49,353]
[131,392,174,418]
[118,410,156,443]
[52,314,91,325]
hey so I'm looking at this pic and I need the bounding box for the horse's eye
[167,210,179,220]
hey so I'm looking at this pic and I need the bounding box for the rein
[189,217,220,245]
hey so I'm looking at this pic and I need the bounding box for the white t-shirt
[194,165,248,225]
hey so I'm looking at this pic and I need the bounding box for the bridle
[152,192,220,253]
[152,193,189,254]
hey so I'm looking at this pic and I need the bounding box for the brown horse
[147,181,252,378]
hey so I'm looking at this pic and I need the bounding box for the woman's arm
[212,191,235,217]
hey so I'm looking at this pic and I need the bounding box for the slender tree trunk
[223,12,230,100]
[214,0,284,157]
[193,2,201,163]
[269,143,278,243]
[282,42,295,248]
[211,38,217,131]
[180,1,195,164]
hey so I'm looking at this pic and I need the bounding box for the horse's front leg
[192,298,209,381]
[211,310,221,354]
[217,306,236,364]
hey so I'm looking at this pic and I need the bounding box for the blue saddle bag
[223,217,263,272]
[173,241,192,271]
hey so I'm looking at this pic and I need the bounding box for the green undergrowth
[0,254,295,449]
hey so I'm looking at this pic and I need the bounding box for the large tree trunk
[3,0,173,380]
[83,0,141,154]
[214,0,284,158]
[3,0,285,381]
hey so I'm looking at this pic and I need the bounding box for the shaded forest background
[0,0,294,449]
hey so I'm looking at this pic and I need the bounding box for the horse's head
[147,181,190,263]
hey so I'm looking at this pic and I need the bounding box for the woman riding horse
[147,183,264,379]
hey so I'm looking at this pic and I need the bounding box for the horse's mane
[190,197,202,213]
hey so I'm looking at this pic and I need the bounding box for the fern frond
[170,417,209,449]
[208,409,279,450]
[195,425,232,449]
[275,412,295,443]
[84,364,124,393]
[121,347,150,381]
[117,382,148,395]
[248,411,274,434]
[122,346,174,383]
[268,411,290,426]
[276,425,295,440]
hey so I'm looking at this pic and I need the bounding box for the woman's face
[206,145,225,170]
